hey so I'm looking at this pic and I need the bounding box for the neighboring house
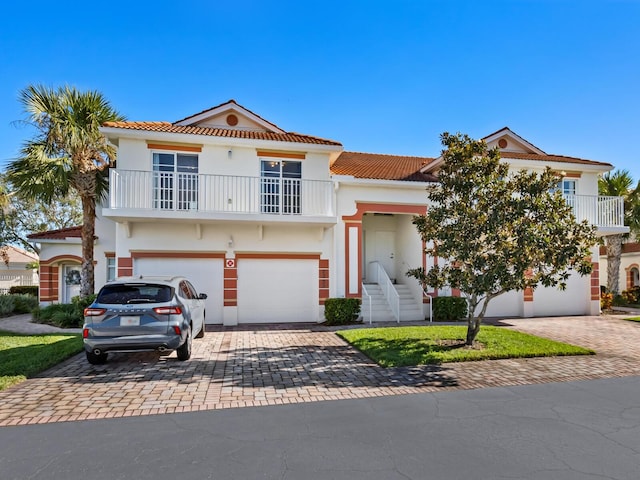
[599,241,640,293]
[28,100,627,323]
[0,246,39,294]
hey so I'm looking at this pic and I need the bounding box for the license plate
[120,316,140,326]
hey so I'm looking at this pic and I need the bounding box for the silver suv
[83,276,207,365]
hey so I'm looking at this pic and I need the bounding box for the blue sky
[1,0,639,181]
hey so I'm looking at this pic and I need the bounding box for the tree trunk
[606,234,624,294]
[466,316,481,345]
[80,194,96,298]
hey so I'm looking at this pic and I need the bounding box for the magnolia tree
[407,133,598,345]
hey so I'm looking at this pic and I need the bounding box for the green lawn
[624,317,640,322]
[0,330,83,391]
[337,325,594,367]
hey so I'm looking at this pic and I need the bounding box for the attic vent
[226,114,239,126]
[498,138,508,148]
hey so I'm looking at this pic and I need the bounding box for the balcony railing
[563,194,624,228]
[108,169,334,217]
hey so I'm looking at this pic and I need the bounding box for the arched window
[632,267,640,287]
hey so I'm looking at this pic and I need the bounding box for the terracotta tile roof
[331,151,438,182]
[499,151,612,167]
[101,121,342,146]
[28,226,83,240]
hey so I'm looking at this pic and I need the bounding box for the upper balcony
[103,169,336,226]
[564,194,628,235]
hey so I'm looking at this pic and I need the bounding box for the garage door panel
[237,259,317,323]
[134,258,223,324]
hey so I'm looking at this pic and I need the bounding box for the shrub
[324,298,361,326]
[0,296,16,317]
[432,296,468,321]
[11,294,39,314]
[612,294,626,307]
[621,286,640,305]
[31,294,96,328]
[600,291,613,311]
[8,285,38,296]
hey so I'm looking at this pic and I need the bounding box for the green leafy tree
[0,174,82,255]
[6,85,124,297]
[598,170,640,294]
[408,133,597,345]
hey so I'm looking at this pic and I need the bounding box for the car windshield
[96,284,173,304]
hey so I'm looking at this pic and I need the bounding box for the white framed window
[106,257,116,282]
[260,159,302,214]
[152,152,199,210]
[560,179,577,196]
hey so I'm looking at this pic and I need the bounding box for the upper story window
[106,256,116,282]
[260,160,302,214]
[559,179,577,196]
[152,152,199,210]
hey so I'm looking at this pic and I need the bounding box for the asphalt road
[1,376,639,480]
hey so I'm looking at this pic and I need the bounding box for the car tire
[86,350,108,365]
[176,326,192,361]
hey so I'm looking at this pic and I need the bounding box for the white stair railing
[369,261,400,323]
[361,284,373,324]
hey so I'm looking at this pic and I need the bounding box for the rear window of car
[96,284,173,304]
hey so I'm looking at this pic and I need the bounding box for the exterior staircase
[362,283,424,323]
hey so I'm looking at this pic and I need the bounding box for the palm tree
[598,169,640,294]
[6,85,124,298]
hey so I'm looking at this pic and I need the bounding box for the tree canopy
[6,85,124,297]
[408,133,598,344]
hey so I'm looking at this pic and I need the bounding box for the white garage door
[237,259,318,323]
[134,257,223,324]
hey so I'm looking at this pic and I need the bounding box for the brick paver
[1,315,639,426]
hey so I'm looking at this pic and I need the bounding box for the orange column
[319,259,329,304]
[224,258,237,307]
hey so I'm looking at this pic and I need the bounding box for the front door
[374,231,396,281]
[63,265,81,303]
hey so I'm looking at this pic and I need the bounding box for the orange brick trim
[590,261,600,301]
[523,287,534,302]
[257,150,306,160]
[40,255,82,266]
[319,259,330,305]
[235,253,321,260]
[451,288,461,297]
[117,257,133,277]
[104,252,115,258]
[342,202,427,222]
[625,263,639,290]
[147,142,202,152]
[224,258,237,307]
[130,252,225,259]
[39,265,60,302]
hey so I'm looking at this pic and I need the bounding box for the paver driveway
[1,315,640,426]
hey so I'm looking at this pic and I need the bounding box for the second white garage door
[237,259,318,323]
[134,257,223,324]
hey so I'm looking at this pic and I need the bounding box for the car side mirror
[198,293,208,300]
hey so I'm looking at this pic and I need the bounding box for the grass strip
[0,330,83,391]
[337,325,594,367]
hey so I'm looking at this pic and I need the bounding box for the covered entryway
[134,256,224,324]
[237,258,318,323]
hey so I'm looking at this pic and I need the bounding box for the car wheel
[176,326,192,361]
[86,350,108,365]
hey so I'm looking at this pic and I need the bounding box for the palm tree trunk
[606,234,624,294]
[80,195,96,297]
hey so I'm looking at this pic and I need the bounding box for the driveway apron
[1,315,639,426]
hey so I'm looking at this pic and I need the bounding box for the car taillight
[84,308,106,316]
[173,326,181,335]
[153,306,182,315]
[83,328,89,339]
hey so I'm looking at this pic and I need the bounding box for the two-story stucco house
[28,100,628,324]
